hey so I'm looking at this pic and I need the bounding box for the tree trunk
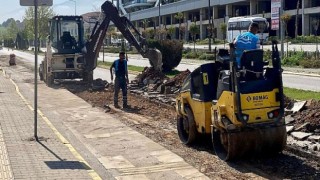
[178,21,181,40]
[193,36,195,52]
[286,38,289,58]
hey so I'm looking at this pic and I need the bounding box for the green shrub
[4,39,15,48]
[268,36,279,42]
[291,35,320,44]
[299,59,320,68]
[105,46,121,53]
[147,39,183,72]
[183,51,200,59]
[282,51,305,66]
[199,53,215,60]
[183,47,192,54]
[195,38,226,45]
[263,49,272,61]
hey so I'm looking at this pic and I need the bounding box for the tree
[179,24,186,41]
[220,23,227,48]
[189,22,199,52]
[281,14,291,37]
[174,12,183,40]
[312,19,320,60]
[106,27,117,45]
[167,25,175,39]
[207,16,215,49]
[145,29,155,39]
[7,20,18,40]
[281,13,291,57]
[157,28,167,40]
[141,19,149,30]
[1,18,15,27]
[23,6,54,42]
[0,27,8,43]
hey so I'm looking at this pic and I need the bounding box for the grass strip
[284,87,320,100]
[97,61,181,77]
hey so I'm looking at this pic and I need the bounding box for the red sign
[271,0,281,30]
[271,19,280,30]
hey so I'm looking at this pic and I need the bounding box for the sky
[0,0,109,24]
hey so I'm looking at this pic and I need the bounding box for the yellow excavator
[40,1,162,86]
[176,41,286,160]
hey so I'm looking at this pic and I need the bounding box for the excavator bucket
[145,48,163,71]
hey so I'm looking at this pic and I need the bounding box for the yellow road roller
[176,41,286,161]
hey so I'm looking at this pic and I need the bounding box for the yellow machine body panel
[240,89,280,110]
[211,92,236,127]
[176,91,212,134]
[212,88,281,127]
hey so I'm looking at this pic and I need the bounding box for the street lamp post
[158,2,161,27]
[158,1,161,39]
[312,19,319,60]
[208,0,212,52]
[260,11,265,50]
[69,0,76,15]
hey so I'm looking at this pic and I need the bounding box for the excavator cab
[40,16,86,86]
[176,41,286,161]
[49,16,85,54]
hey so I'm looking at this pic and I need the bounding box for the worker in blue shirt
[234,22,260,68]
[110,52,129,109]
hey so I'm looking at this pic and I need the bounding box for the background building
[115,0,320,41]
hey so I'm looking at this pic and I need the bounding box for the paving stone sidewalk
[0,70,92,179]
[0,54,212,180]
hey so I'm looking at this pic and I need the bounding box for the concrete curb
[282,71,320,78]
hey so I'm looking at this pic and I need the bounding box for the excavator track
[212,124,287,161]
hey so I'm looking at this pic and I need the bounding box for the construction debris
[129,67,191,106]
[9,54,16,66]
[285,98,320,155]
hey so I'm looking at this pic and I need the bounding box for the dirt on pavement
[0,54,319,179]
[60,79,319,179]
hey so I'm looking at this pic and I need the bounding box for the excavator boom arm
[84,1,159,72]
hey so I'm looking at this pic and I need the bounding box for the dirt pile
[288,99,320,133]
[129,68,191,106]
[134,67,190,90]
[135,67,168,85]
[163,69,190,88]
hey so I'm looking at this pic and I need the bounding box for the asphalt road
[0,49,135,83]
[1,49,320,92]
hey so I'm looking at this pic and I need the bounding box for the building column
[226,4,232,18]
[134,21,138,28]
[162,15,166,28]
[302,0,311,35]
[200,8,204,40]
[304,0,311,8]
[212,6,218,19]
[250,0,257,15]
[304,14,310,35]
[184,11,189,41]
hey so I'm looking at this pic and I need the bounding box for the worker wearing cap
[110,52,129,109]
[234,22,260,68]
